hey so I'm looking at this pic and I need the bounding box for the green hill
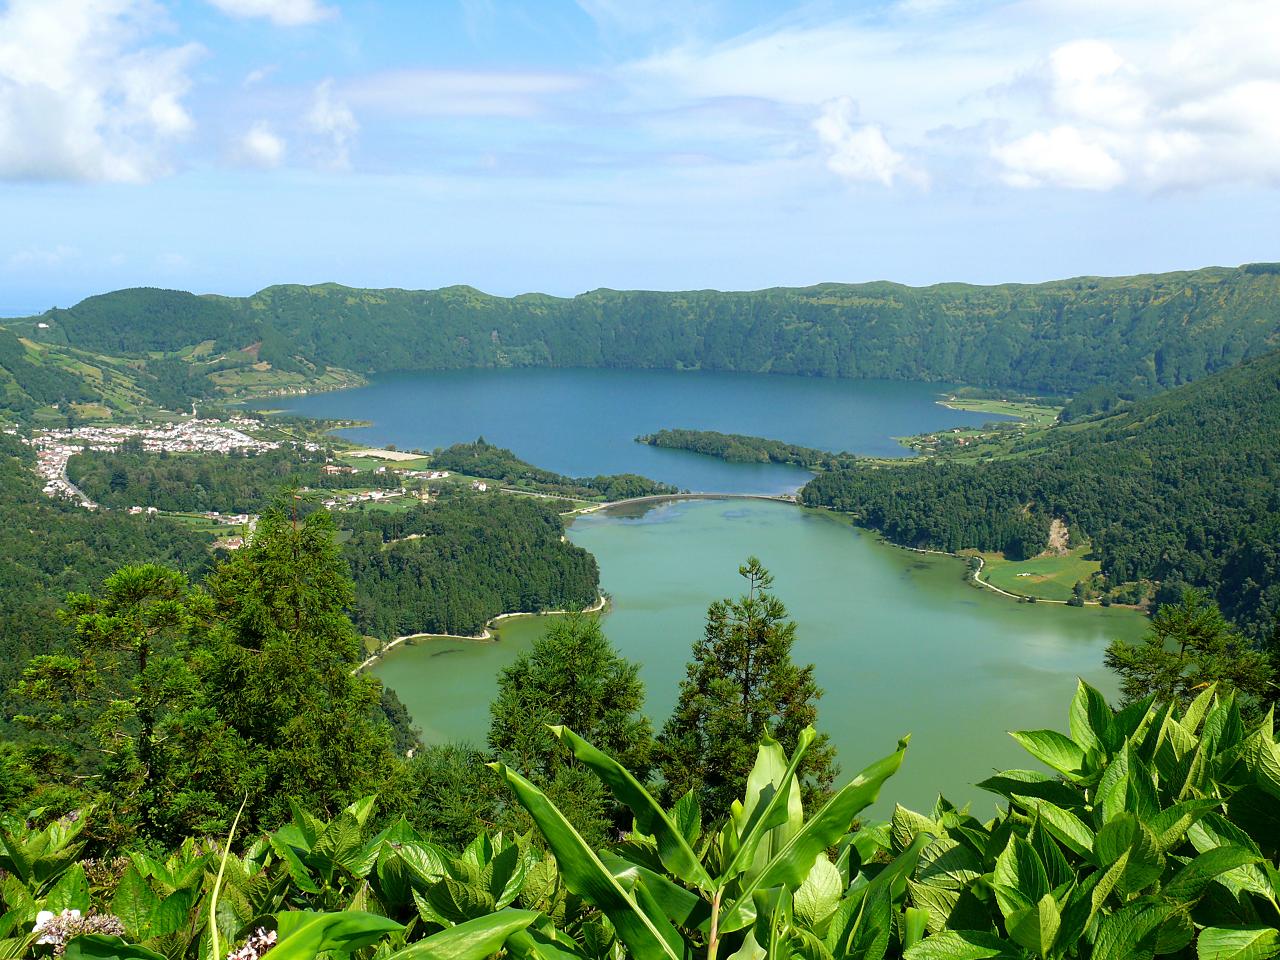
[5,263,1280,415]
[801,348,1280,636]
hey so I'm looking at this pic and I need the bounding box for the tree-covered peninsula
[637,428,851,468]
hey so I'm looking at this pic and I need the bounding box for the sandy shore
[354,593,609,672]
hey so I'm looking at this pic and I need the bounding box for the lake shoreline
[355,593,609,672]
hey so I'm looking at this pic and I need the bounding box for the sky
[1,0,1279,314]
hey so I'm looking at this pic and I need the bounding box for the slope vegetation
[801,349,1280,635]
[6,263,1280,411]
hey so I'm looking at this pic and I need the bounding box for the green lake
[374,498,1146,814]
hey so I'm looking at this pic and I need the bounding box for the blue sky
[1,0,1278,313]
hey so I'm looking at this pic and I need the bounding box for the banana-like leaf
[387,909,542,960]
[269,909,404,960]
[551,726,712,890]
[491,762,682,960]
[720,737,909,932]
[720,729,816,883]
[62,936,167,960]
[1008,730,1090,782]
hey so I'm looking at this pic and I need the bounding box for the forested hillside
[7,263,1280,410]
[0,434,214,719]
[343,491,599,639]
[801,349,1280,636]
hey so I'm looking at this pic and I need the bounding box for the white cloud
[991,3,1280,190]
[206,0,336,27]
[239,121,286,167]
[307,79,358,170]
[814,97,926,188]
[0,0,201,182]
[994,126,1126,190]
[623,0,1280,193]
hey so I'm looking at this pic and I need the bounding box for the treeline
[638,427,852,468]
[432,438,679,500]
[343,490,599,639]
[15,263,1280,405]
[802,349,1280,637]
[67,444,399,514]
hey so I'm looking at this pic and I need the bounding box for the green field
[937,395,1062,426]
[974,545,1099,601]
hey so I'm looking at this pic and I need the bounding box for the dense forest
[343,490,599,639]
[638,428,850,468]
[6,264,1280,414]
[802,349,1280,637]
[0,434,214,726]
[431,438,680,500]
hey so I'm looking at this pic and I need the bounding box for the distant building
[472,480,488,492]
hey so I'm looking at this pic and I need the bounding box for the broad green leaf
[1007,892,1060,957]
[601,854,710,929]
[994,835,1049,904]
[388,909,542,960]
[492,762,681,960]
[1069,680,1112,755]
[43,863,89,914]
[1182,684,1219,734]
[793,856,842,927]
[902,930,1021,959]
[975,770,1083,809]
[110,865,159,941]
[62,936,167,960]
[903,907,929,952]
[270,910,403,960]
[552,726,712,890]
[1148,799,1220,851]
[1092,901,1179,960]
[148,889,195,940]
[1164,846,1263,903]
[267,835,321,895]
[891,806,939,853]
[1008,730,1088,780]
[719,738,909,933]
[1095,814,1164,895]
[1014,799,1095,860]
[1196,925,1280,960]
[722,729,815,882]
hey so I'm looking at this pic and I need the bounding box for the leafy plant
[901,680,1280,959]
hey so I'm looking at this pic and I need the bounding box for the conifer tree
[206,507,410,826]
[15,564,256,845]
[488,614,651,841]
[658,557,836,818]
[1105,587,1274,708]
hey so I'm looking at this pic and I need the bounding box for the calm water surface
[260,368,1009,494]
[374,499,1146,814]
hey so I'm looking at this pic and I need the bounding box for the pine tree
[1105,588,1274,708]
[14,564,257,846]
[658,557,836,819]
[206,507,411,826]
[488,614,651,842]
